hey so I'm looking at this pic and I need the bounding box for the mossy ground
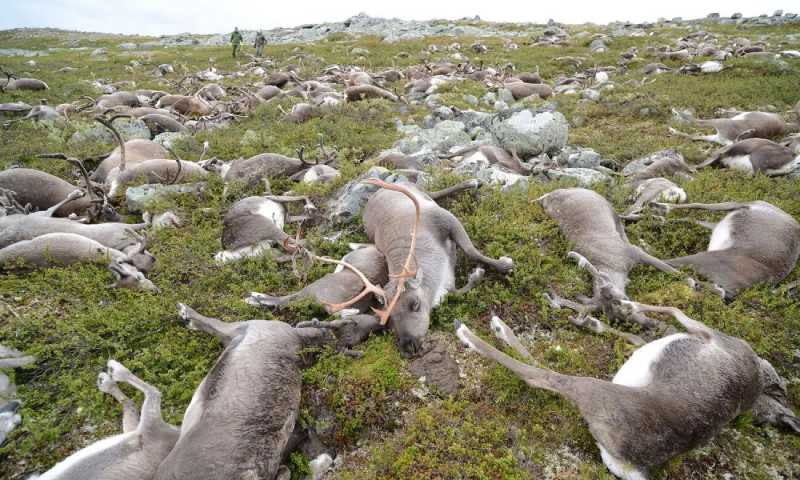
[1,21,799,479]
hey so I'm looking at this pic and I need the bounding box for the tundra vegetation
[0,17,799,480]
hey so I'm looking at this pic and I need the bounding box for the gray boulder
[422,120,471,154]
[327,167,412,223]
[490,110,568,157]
[68,118,150,144]
[544,168,610,186]
[126,183,206,213]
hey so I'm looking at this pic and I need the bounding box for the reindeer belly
[708,215,736,251]
[38,431,143,480]
[612,334,689,387]
[255,200,286,229]
[721,155,754,173]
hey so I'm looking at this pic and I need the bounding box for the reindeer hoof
[498,256,513,271]
[107,360,131,382]
[97,372,116,393]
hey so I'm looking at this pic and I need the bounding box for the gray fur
[539,188,678,327]
[457,307,799,479]
[37,360,178,480]
[364,181,512,355]
[0,168,93,217]
[0,212,154,271]
[93,140,169,182]
[672,111,787,145]
[154,305,333,480]
[664,201,800,295]
[247,246,388,313]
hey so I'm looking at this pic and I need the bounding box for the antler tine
[94,115,126,172]
[361,178,422,325]
[311,255,388,313]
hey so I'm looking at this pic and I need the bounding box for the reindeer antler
[94,115,127,172]
[364,179,421,325]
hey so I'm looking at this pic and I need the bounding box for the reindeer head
[108,259,158,292]
[751,358,800,433]
[123,230,156,273]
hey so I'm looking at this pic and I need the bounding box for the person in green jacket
[230,27,243,58]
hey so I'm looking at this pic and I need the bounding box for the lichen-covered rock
[421,120,471,154]
[490,110,568,156]
[68,118,150,144]
[126,183,206,213]
[544,167,610,186]
[327,167,412,223]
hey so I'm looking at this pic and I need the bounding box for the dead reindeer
[456,307,799,480]
[256,85,284,101]
[0,195,155,272]
[93,91,141,111]
[442,144,530,174]
[214,194,315,263]
[140,113,187,136]
[654,200,800,298]
[36,360,178,480]
[0,233,156,291]
[266,70,302,88]
[153,304,334,480]
[202,147,326,187]
[539,188,683,330]
[196,83,226,101]
[693,138,800,176]
[282,102,317,124]
[621,151,694,217]
[623,150,695,183]
[248,245,388,314]
[93,116,207,198]
[310,179,513,356]
[377,151,423,170]
[91,116,170,182]
[669,109,791,145]
[623,177,687,217]
[0,167,96,218]
[503,81,554,100]
[344,85,401,103]
[0,67,48,92]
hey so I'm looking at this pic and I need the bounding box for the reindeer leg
[427,179,481,201]
[245,291,298,308]
[40,189,85,217]
[97,371,139,433]
[668,127,721,143]
[440,210,513,272]
[653,201,749,214]
[176,303,242,344]
[296,315,384,349]
[618,301,712,340]
[454,267,485,295]
[488,315,533,360]
[632,246,679,275]
[263,195,317,213]
[106,360,166,431]
[544,291,599,314]
[569,314,645,346]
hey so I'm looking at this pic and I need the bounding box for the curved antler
[94,115,126,172]
[362,179,422,325]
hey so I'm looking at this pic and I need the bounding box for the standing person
[254,31,266,57]
[230,27,243,58]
